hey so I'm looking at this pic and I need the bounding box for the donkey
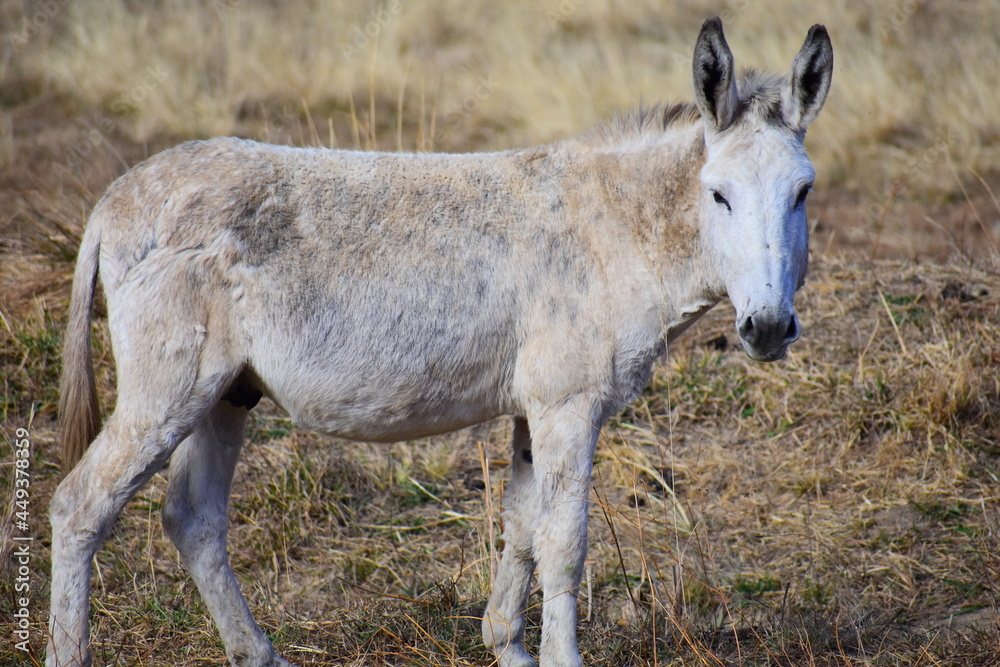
[48,17,832,667]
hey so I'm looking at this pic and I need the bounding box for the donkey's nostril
[738,314,758,346]
[784,315,800,343]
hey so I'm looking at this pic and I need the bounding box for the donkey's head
[693,18,832,361]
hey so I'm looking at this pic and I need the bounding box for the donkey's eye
[795,184,812,209]
[712,190,731,212]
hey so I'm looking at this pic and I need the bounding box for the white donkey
[49,18,832,667]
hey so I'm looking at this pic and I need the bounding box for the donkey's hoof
[227,652,296,667]
[494,645,537,667]
[263,656,297,667]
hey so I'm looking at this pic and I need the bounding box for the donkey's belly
[266,368,512,442]
[291,394,506,442]
[245,310,518,442]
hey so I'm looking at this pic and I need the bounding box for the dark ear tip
[807,24,831,43]
[701,16,724,34]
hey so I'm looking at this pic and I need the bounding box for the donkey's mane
[578,68,785,148]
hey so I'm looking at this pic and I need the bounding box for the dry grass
[2,1,1000,665]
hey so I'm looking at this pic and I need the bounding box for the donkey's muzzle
[737,308,800,361]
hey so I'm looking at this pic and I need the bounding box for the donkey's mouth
[743,344,789,362]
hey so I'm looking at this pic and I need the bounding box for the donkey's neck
[561,124,725,339]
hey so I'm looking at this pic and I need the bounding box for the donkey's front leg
[483,416,538,667]
[530,396,600,667]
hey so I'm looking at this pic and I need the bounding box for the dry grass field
[2,1,1000,665]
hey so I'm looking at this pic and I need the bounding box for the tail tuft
[58,223,102,471]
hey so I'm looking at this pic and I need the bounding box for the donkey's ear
[782,25,833,132]
[692,17,739,131]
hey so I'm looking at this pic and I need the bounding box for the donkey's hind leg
[483,416,538,667]
[47,269,243,667]
[47,384,227,667]
[162,400,291,667]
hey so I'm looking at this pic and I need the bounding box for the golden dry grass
[2,1,1000,665]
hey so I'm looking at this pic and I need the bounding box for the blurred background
[3,0,999,260]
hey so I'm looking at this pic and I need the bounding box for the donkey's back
[88,138,612,439]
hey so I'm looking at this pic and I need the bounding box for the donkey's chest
[609,337,666,410]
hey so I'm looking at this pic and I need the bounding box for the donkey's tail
[59,215,103,472]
